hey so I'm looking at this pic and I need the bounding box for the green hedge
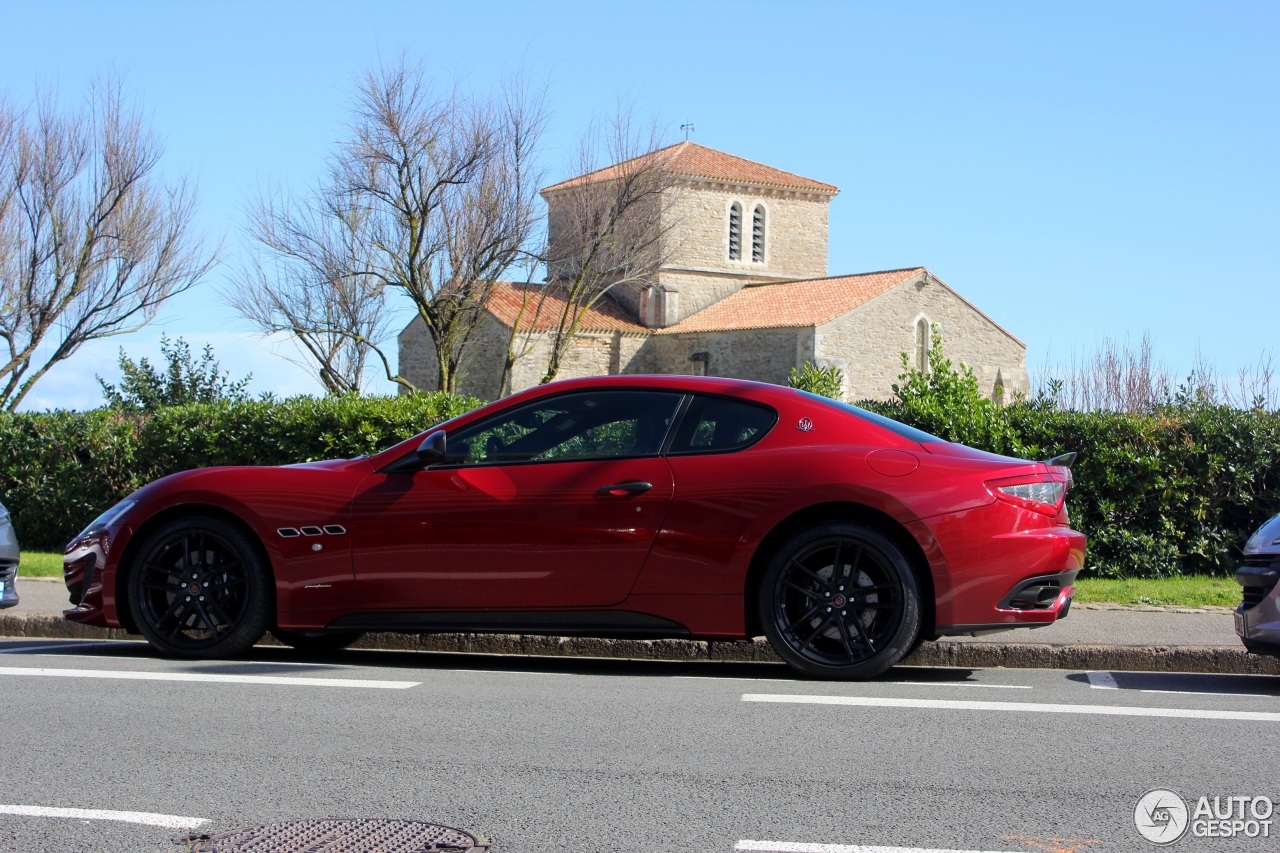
[868,398,1280,578]
[0,393,479,551]
[3,380,1277,577]
[864,334,1280,578]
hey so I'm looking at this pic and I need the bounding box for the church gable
[815,271,1029,401]
[541,141,838,194]
[542,142,839,328]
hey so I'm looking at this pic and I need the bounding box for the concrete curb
[4,612,1279,675]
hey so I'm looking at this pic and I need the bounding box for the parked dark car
[0,498,18,609]
[64,376,1087,679]
[1236,513,1280,656]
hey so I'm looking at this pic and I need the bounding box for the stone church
[398,142,1028,401]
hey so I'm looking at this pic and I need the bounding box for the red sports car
[63,376,1085,679]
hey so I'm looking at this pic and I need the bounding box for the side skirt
[327,609,692,640]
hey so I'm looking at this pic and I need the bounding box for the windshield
[795,390,944,445]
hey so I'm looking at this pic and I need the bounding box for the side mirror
[415,430,447,467]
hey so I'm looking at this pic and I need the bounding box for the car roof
[510,374,790,400]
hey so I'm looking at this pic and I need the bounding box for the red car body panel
[349,456,674,610]
[64,375,1087,643]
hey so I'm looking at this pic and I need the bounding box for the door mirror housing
[415,430,447,466]
[381,430,447,474]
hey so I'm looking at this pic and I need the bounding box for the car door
[349,389,683,611]
[632,393,782,596]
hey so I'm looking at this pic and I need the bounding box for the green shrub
[0,392,480,551]
[98,335,253,411]
[788,361,845,400]
[862,334,1280,578]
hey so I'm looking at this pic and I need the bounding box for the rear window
[795,391,943,445]
[668,395,777,454]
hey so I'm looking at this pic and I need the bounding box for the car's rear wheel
[128,516,271,659]
[760,522,921,679]
[270,629,364,652]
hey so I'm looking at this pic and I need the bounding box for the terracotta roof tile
[542,142,839,195]
[658,268,925,334]
[486,281,649,335]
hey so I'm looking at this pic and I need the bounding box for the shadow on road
[1065,669,1280,696]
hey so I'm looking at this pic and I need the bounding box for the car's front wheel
[760,522,921,679]
[128,516,272,658]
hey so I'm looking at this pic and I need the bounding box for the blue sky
[2,1,1276,409]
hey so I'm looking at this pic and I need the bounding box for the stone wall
[816,274,1029,401]
[654,270,769,321]
[397,313,654,400]
[650,327,811,386]
[398,276,1027,403]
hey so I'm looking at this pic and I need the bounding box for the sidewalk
[5,576,1277,675]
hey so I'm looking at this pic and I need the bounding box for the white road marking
[736,841,1021,852]
[888,681,1031,690]
[452,669,564,676]
[0,666,418,689]
[0,804,208,830]
[27,654,360,669]
[1129,687,1267,697]
[674,677,1030,689]
[1085,671,1119,689]
[742,693,1280,722]
[674,675,803,683]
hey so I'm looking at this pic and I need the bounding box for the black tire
[127,516,272,659]
[759,522,921,679]
[270,629,364,653]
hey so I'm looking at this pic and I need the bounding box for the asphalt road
[1,638,1277,853]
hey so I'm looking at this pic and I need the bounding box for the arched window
[915,318,930,372]
[728,203,742,260]
[751,205,766,262]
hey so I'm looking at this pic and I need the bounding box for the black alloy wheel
[128,516,271,658]
[760,522,921,679]
[270,629,365,653]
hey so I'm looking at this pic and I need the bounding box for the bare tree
[1034,333,1173,413]
[232,59,545,395]
[509,118,680,388]
[232,194,391,394]
[0,79,214,410]
[1034,334,1280,413]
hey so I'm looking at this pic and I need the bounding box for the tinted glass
[668,395,776,454]
[447,391,684,465]
[795,390,943,444]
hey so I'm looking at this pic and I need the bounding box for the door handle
[597,481,653,496]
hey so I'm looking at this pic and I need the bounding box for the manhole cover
[182,818,490,852]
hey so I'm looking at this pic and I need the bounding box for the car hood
[283,458,360,471]
[1245,514,1280,556]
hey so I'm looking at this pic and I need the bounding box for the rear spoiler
[1043,452,1077,469]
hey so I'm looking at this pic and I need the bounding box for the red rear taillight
[986,474,1068,516]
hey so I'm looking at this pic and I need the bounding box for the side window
[668,396,776,454]
[446,391,684,465]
